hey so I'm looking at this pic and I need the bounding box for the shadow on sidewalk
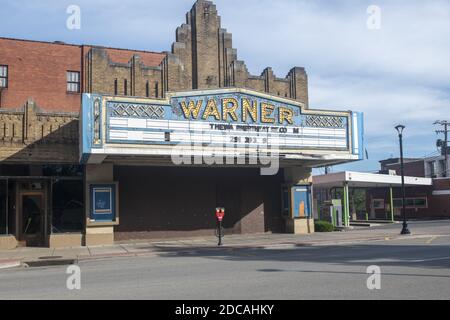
[147,242,450,272]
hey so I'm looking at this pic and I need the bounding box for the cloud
[218,0,450,84]
[1,0,449,171]
[217,0,450,170]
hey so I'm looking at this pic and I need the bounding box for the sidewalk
[0,223,447,269]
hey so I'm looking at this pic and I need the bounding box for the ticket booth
[282,184,314,234]
[291,185,312,218]
[282,185,313,217]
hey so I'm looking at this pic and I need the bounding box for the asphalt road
[1,221,450,300]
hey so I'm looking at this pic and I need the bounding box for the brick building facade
[367,158,450,219]
[0,0,363,249]
[0,1,308,114]
[0,0,310,166]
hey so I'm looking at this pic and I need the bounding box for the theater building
[0,0,363,249]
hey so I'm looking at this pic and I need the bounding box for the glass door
[20,193,45,247]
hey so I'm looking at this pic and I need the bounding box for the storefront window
[0,164,83,177]
[372,199,384,209]
[51,180,83,233]
[393,199,402,208]
[0,180,6,234]
[0,164,30,176]
[414,198,427,208]
[393,197,427,209]
[43,165,83,177]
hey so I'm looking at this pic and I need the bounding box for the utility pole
[435,120,449,177]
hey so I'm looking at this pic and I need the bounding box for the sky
[0,0,449,173]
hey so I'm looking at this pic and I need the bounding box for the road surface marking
[426,236,437,244]
[354,256,450,263]
[413,256,450,263]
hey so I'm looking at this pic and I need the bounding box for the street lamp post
[395,125,411,235]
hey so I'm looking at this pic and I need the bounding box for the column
[84,164,116,246]
[343,182,350,227]
[389,186,395,222]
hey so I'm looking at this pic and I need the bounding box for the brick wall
[84,46,165,98]
[367,178,450,219]
[0,0,311,111]
[433,178,450,190]
[366,161,450,219]
[385,160,426,177]
[367,186,434,219]
[0,37,168,112]
[0,38,82,112]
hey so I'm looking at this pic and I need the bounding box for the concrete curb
[23,258,76,268]
[0,259,22,270]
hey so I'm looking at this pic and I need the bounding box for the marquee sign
[80,88,364,165]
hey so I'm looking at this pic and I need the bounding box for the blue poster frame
[90,184,117,222]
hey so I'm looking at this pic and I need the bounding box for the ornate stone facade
[84,0,309,107]
[166,0,309,106]
[0,99,78,163]
[84,47,165,99]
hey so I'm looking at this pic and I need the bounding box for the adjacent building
[368,156,450,219]
[313,155,450,226]
[0,0,364,249]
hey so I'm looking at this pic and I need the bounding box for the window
[0,179,14,235]
[393,197,428,209]
[52,180,83,233]
[393,199,402,208]
[0,65,8,88]
[42,164,83,177]
[66,71,80,93]
[0,179,7,234]
[145,81,150,97]
[372,199,385,209]
[414,198,427,208]
[114,79,118,95]
[438,160,445,177]
[427,161,436,177]
[124,79,128,95]
[155,82,159,98]
[405,198,415,207]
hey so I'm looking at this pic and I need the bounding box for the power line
[422,150,440,158]
[425,153,444,163]
[424,167,450,178]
